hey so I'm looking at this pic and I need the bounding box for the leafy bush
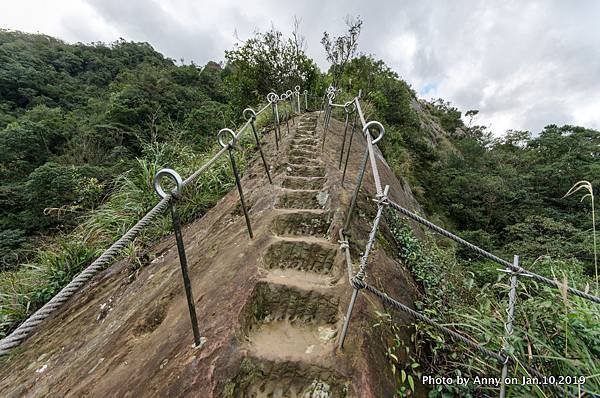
[381,211,599,397]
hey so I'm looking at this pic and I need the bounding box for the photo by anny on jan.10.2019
[0,1,598,397]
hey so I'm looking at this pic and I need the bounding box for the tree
[321,15,363,86]
[225,22,318,112]
[465,109,478,127]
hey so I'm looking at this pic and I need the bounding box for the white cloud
[385,32,417,75]
[572,99,600,128]
[1,0,599,135]
[0,0,118,42]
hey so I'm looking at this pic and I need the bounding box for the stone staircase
[0,110,412,398]
[231,114,352,397]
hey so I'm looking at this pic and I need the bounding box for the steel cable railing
[0,86,305,357]
[328,85,598,398]
[386,199,600,303]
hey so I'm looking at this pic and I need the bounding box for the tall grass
[563,180,597,293]
[380,209,599,397]
[0,101,284,339]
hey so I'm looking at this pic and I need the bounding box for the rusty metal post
[244,108,272,184]
[341,108,358,187]
[295,86,301,114]
[218,129,253,239]
[304,90,308,111]
[286,90,295,126]
[499,255,520,398]
[339,185,390,349]
[338,101,355,168]
[267,93,280,150]
[153,169,202,347]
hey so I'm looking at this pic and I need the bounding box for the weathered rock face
[0,111,422,397]
[410,97,461,158]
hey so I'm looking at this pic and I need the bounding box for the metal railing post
[218,129,253,239]
[153,169,202,347]
[321,102,328,149]
[295,86,301,114]
[339,185,390,349]
[338,101,354,168]
[286,90,294,126]
[321,93,334,150]
[320,86,334,125]
[275,100,281,144]
[342,121,385,230]
[499,255,520,398]
[282,92,290,135]
[244,108,272,184]
[341,107,358,186]
[338,289,359,349]
[304,90,308,111]
[267,93,280,150]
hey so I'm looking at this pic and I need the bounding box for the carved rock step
[288,157,320,167]
[226,358,352,398]
[289,146,318,153]
[294,134,317,140]
[276,190,328,210]
[240,282,339,364]
[291,138,318,146]
[264,240,336,274]
[272,211,331,237]
[241,282,339,333]
[289,146,321,159]
[246,320,338,363]
[290,145,321,156]
[282,177,326,190]
[296,130,316,136]
[286,164,326,178]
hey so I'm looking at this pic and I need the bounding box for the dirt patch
[264,240,336,274]
[132,292,174,336]
[272,211,331,237]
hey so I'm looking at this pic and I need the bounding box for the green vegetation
[0,30,231,267]
[330,50,598,396]
[0,28,315,338]
[383,213,598,396]
[0,16,598,397]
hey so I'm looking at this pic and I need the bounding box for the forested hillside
[0,28,317,339]
[0,25,598,396]
[0,30,235,267]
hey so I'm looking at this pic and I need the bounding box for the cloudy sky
[2,0,599,134]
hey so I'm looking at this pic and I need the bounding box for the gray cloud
[2,0,599,134]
